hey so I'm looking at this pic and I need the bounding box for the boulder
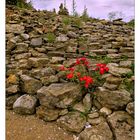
[96,87,132,110]
[37,83,82,109]
[57,111,86,133]
[20,75,42,94]
[13,94,37,115]
[107,111,134,140]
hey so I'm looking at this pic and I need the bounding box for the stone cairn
[6,6,134,140]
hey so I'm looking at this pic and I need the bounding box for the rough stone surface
[106,76,122,84]
[6,24,25,34]
[13,94,37,115]
[79,122,113,140]
[6,85,19,95]
[107,111,134,140]
[126,102,134,116]
[31,38,43,46]
[96,87,132,110]
[57,111,86,133]
[37,83,82,109]
[36,106,60,121]
[56,34,68,42]
[20,75,42,94]
[99,107,112,116]
[28,57,49,68]
[108,65,132,77]
[6,94,20,110]
[88,116,106,126]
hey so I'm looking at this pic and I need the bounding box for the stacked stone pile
[6,6,134,140]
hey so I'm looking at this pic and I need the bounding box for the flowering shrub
[59,57,109,93]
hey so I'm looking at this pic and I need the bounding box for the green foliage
[122,78,134,93]
[127,19,135,27]
[81,5,89,21]
[6,0,33,9]
[46,33,56,43]
[72,18,83,28]
[121,55,128,61]
[87,55,112,63]
[62,17,71,25]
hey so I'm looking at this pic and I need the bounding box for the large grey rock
[57,111,86,133]
[13,94,37,115]
[31,37,43,46]
[79,122,113,140]
[96,87,132,110]
[107,111,134,140]
[20,75,42,94]
[37,83,82,109]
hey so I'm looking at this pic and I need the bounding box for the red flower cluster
[79,76,93,88]
[66,73,74,79]
[59,57,109,89]
[95,63,109,75]
[75,57,89,67]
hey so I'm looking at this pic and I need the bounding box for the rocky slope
[6,5,134,140]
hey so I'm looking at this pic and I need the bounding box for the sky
[28,0,134,21]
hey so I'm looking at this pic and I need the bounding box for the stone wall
[6,6,134,140]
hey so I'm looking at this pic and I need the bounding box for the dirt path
[6,110,76,140]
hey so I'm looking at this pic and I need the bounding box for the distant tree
[72,0,77,16]
[127,19,135,27]
[81,5,89,20]
[108,11,125,21]
[64,0,66,8]
[6,0,33,9]
[58,3,69,15]
[6,0,18,5]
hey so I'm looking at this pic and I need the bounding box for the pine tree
[72,0,77,16]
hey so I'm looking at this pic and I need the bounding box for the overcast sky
[29,0,134,21]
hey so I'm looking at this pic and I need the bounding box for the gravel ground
[6,110,77,140]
